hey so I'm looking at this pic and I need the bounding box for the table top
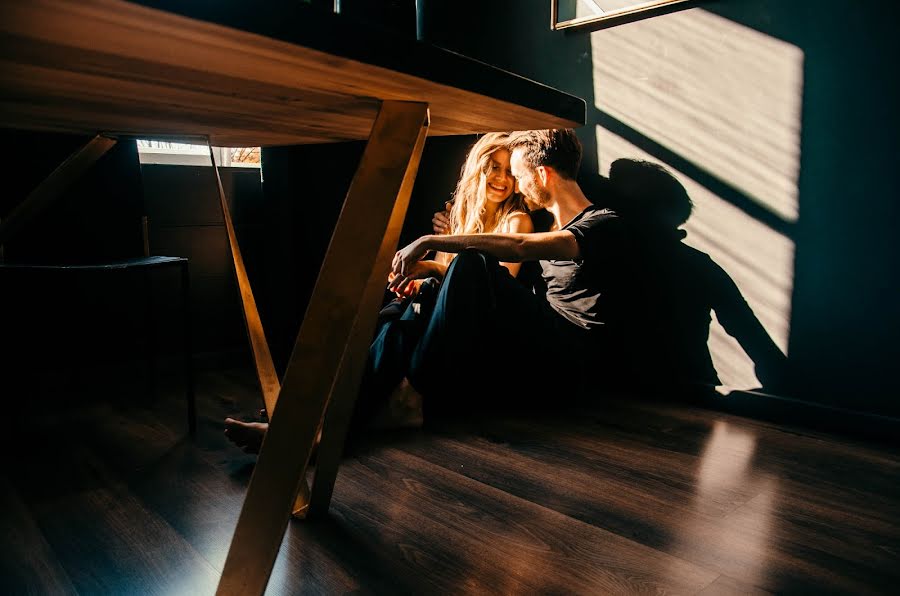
[0,0,585,146]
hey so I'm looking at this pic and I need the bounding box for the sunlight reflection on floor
[667,420,778,590]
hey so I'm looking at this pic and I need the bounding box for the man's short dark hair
[507,129,583,180]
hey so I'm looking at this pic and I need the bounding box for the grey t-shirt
[541,206,625,331]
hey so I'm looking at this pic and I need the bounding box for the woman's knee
[445,249,497,283]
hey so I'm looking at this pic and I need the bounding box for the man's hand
[392,237,431,278]
[432,201,452,235]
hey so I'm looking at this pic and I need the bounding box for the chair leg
[216,101,429,596]
[140,267,157,401]
[180,261,196,436]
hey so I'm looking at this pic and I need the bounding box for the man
[225,129,629,451]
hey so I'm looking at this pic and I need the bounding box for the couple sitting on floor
[225,128,787,453]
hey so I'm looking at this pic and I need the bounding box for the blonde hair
[449,132,528,236]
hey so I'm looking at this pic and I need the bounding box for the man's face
[510,148,551,207]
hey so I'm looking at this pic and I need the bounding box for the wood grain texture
[0,477,77,596]
[697,574,773,596]
[306,114,430,518]
[407,402,900,594]
[216,101,429,595]
[0,0,584,146]
[5,443,220,595]
[3,367,899,594]
[330,448,718,594]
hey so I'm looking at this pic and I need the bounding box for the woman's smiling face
[484,148,515,203]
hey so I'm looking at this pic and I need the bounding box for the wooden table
[0,2,585,594]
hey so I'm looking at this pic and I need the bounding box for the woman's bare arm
[499,212,534,277]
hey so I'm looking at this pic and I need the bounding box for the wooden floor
[2,365,899,595]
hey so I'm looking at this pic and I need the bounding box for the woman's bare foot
[224,417,324,457]
[224,418,268,454]
[371,378,424,430]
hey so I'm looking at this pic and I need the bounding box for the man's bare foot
[371,378,424,430]
[224,418,268,454]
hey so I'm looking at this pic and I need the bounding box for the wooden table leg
[304,134,424,518]
[0,135,116,246]
[209,144,309,508]
[209,144,282,415]
[216,101,429,596]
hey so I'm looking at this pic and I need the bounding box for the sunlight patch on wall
[590,8,804,222]
[597,126,793,390]
[590,8,802,390]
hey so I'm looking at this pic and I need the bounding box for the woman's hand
[432,201,452,235]
[387,272,422,298]
[387,259,435,295]
[392,237,430,278]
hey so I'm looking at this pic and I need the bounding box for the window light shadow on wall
[589,8,803,391]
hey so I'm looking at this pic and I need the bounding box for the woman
[387,131,532,299]
[373,132,533,427]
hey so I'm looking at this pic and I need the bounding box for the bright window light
[137,140,260,168]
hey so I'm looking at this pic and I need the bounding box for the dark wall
[1,132,145,379]
[0,139,263,393]
[1,131,144,263]
[418,0,900,416]
[141,164,265,355]
[1,129,471,391]
[773,1,900,416]
[337,0,417,38]
[258,136,474,373]
[256,142,362,374]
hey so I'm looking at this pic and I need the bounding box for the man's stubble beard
[531,186,553,209]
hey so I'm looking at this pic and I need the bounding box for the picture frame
[552,0,697,31]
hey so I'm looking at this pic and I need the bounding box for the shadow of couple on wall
[589,159,790,399]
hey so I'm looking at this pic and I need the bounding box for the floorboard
[2,365,898,595]
[0,476,77,596]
